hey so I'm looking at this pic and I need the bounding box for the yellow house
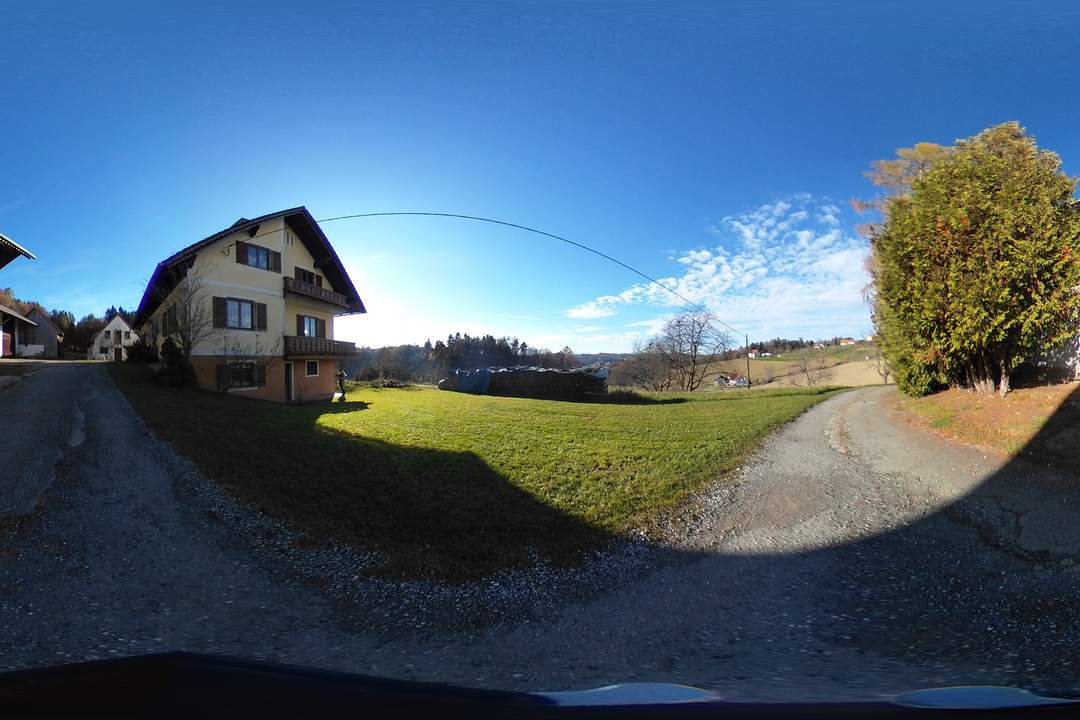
[135,207,365,402]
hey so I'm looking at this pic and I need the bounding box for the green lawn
[111,364,843,581]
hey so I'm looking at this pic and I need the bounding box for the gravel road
[1,363,1079,701]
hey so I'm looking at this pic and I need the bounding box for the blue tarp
[451,367,492,394]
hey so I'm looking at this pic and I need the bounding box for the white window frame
[305,360,319,377]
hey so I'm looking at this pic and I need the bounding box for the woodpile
[438,366,609,400]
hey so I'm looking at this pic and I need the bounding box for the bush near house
[110,363,843,581]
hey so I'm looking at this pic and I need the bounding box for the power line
[314,211,745,337]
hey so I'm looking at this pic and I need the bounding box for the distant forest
[343,333,581,382]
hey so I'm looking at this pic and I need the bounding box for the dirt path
[1,367,1078,700]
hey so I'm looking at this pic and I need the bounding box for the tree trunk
[998,356,1011,397]
[968,356,997,395]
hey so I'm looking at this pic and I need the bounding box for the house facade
[24,307,62,358]
[135,207,365,402]
[88,315,138,361]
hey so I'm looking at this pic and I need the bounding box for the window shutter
[213,297,227,328]
[216,364,228,390]
[296,315,304,336]
[270,250,281,273]
[316,318,326,339]
[254,363,266,386]
[255,303,267,331]
[235,241,248,265]
[314,275,323,288]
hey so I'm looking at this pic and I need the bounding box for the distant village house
[89,315,138,361]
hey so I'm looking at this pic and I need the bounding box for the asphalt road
[1,363,1078,701]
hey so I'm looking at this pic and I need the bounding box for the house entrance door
[284,361,294,402]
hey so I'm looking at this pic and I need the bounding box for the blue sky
[2,1,1080,352]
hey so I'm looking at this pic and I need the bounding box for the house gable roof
[0,303,37,326]
[135,207,365,325]
[92,315,134,342]
[0,233,35,271]
[26,307,62,336]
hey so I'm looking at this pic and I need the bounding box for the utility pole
[745,333,751,387]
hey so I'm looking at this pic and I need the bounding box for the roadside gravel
[2,365,1080,701]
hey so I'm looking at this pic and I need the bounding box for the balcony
[283,276,350,309]
[284,335,357,356]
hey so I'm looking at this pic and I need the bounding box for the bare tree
[792,348,836,386]
[157,263,215,362]
[610,340,674,391]
[864,343,889,382]
[654,311,733,391]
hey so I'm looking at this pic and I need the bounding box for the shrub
[155,338,197,388]
[125,340,159,363]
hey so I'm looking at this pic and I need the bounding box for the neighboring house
[0,303,37,357]
[0,232,34,271]
[88,315,138,362]
[747,350,758,359]
[839,338,857,346]
[134,207,365,402]
[715,372,748,387]
[24,307,63,358]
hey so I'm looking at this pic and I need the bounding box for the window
[295,267,321,287]
[231,362,255,387]
[226,299,253,329]
[161,305,178,336]
[124,331,131,339]
[296,314,324,338]
[236,241,280,272]
[245,244,269,269]
[213,297,267,331]
[305,360,319,377]
[217,361,266,390]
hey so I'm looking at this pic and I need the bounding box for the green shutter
[255,302,267,331]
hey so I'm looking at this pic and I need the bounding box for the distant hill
[576,352,632,367]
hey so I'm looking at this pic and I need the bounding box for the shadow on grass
[104,362,1080,691]
[110,364,612,582]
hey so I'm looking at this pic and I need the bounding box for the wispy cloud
[564,196,870,339]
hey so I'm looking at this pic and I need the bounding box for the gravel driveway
[1,364,1079,701]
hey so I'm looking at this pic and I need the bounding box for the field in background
[710,341,889,388]
[111,364,842,581]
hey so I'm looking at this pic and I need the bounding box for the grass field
[111,364,843,581]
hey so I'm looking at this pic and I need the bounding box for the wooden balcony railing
[283,276,350,309]
[284,335,357,356]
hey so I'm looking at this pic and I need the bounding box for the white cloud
[565,299,619,319]
[565,196,871,340]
